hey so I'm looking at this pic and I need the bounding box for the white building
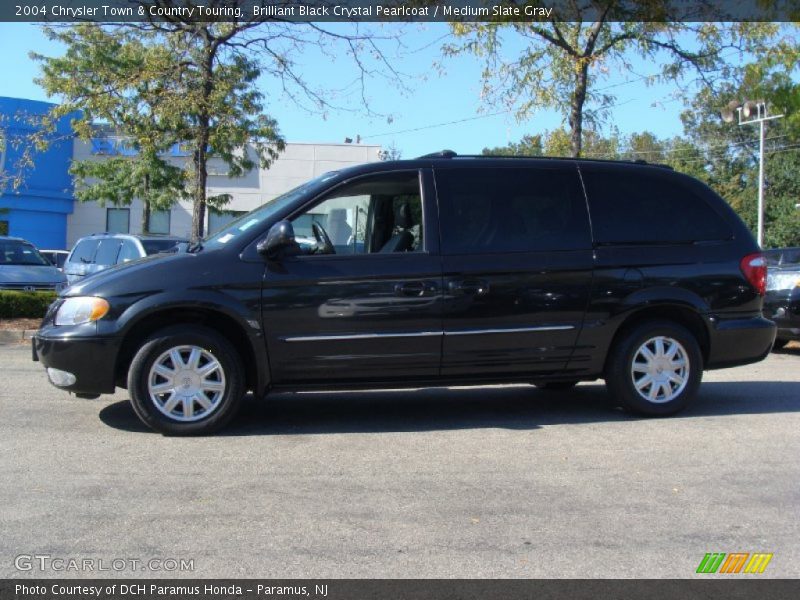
[66,140,382,247]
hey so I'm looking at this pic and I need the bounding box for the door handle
[395,281,427,297]
[449,279,490,296]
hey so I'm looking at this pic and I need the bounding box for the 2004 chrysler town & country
[33,154,777,434]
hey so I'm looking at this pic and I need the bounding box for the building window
[0,220,8,236]
[106,208,130,233]
[208,208,247,235]
[148,210,171,235]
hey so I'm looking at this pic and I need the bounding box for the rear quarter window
[434,166,592,254]
[582,168,732,244]
[94,239,123,266]
[68,239,99,265]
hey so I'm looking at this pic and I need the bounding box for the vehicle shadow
[98,380,800,436]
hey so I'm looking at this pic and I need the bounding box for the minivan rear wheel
[127,325,245,435]
[606,320,702,416]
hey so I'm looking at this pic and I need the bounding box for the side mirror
[257,220,296,259]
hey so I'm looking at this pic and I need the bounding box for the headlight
[54,297,110,326]
[766,273,800,292]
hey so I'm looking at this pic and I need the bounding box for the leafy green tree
[36,21,283,239]
[621,132,666,162]
[763,151,800,247]
[35,2,402,239]
[0,115,30,193]
[483,128,620,158]
[69,153,186,230]
[483,134,544,156]
[34,24,186,233]
[675,41,800,248]
[446,2,780,157]
[0,110,61,194]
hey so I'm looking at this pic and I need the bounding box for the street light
[721,100,784,247]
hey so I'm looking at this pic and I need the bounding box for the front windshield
[203,172,339,250]
[0,240,50,266]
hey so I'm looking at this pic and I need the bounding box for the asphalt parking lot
[1,342,799,579]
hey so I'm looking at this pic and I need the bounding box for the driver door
[261,169,444,384]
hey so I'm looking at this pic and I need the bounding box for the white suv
[63,233,187,284]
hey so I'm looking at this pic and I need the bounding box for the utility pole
[721,101,784,247]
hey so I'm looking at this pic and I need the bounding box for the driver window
[291,171,423,256]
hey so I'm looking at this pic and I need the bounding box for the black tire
[127,325,245,435]
[605,320,703,416]
[535,381,579,391]
[772,338,790,351]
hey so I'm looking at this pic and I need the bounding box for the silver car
[63,233,188,284]
[0,236,68,292]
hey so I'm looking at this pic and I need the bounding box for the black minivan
[33,154,776,434]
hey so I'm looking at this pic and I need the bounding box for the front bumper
[33,330,119,395]
[705,315,776,369]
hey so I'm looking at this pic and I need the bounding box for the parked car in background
[0,236,67,292]
[40,249,69,270]
[34,154,776,435]
[764,246,800,267]
[764,247,800,349]
[63,233,188,284]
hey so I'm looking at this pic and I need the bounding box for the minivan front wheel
[127,325,245,435]
[606,320,702,416]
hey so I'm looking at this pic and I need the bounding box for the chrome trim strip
[284,325,575,342]
[284,331,442,343]
[445,325,575,336]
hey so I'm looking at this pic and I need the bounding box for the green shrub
[0,291,58,319]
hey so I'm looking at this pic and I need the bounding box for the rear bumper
[763,303,800,341]
[774,326,800,341]
[706,315,776,369]
[33,331,119,395]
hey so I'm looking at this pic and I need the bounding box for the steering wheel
[311,222,335,255]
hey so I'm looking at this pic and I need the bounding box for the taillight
[740,253,767,296]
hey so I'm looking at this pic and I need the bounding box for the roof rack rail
[414,150,673,170]
[416,149,457,159]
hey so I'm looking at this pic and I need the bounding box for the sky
[0,22,722,158]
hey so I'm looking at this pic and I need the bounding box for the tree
[622,132,666,162]
[36,20,283,239]
[0,115,32,193]
[483,134,544,156]
[379,142,403,161]
[35,1,403,239]
[35,24,187,233]
[446,2,780,157]
[674,40,800,248]
[482,127,620,157]
[0,109,62,195]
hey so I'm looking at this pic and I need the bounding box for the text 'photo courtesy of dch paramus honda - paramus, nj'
[32,153,776,435]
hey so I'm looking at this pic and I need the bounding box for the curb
[0,330,38,344]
